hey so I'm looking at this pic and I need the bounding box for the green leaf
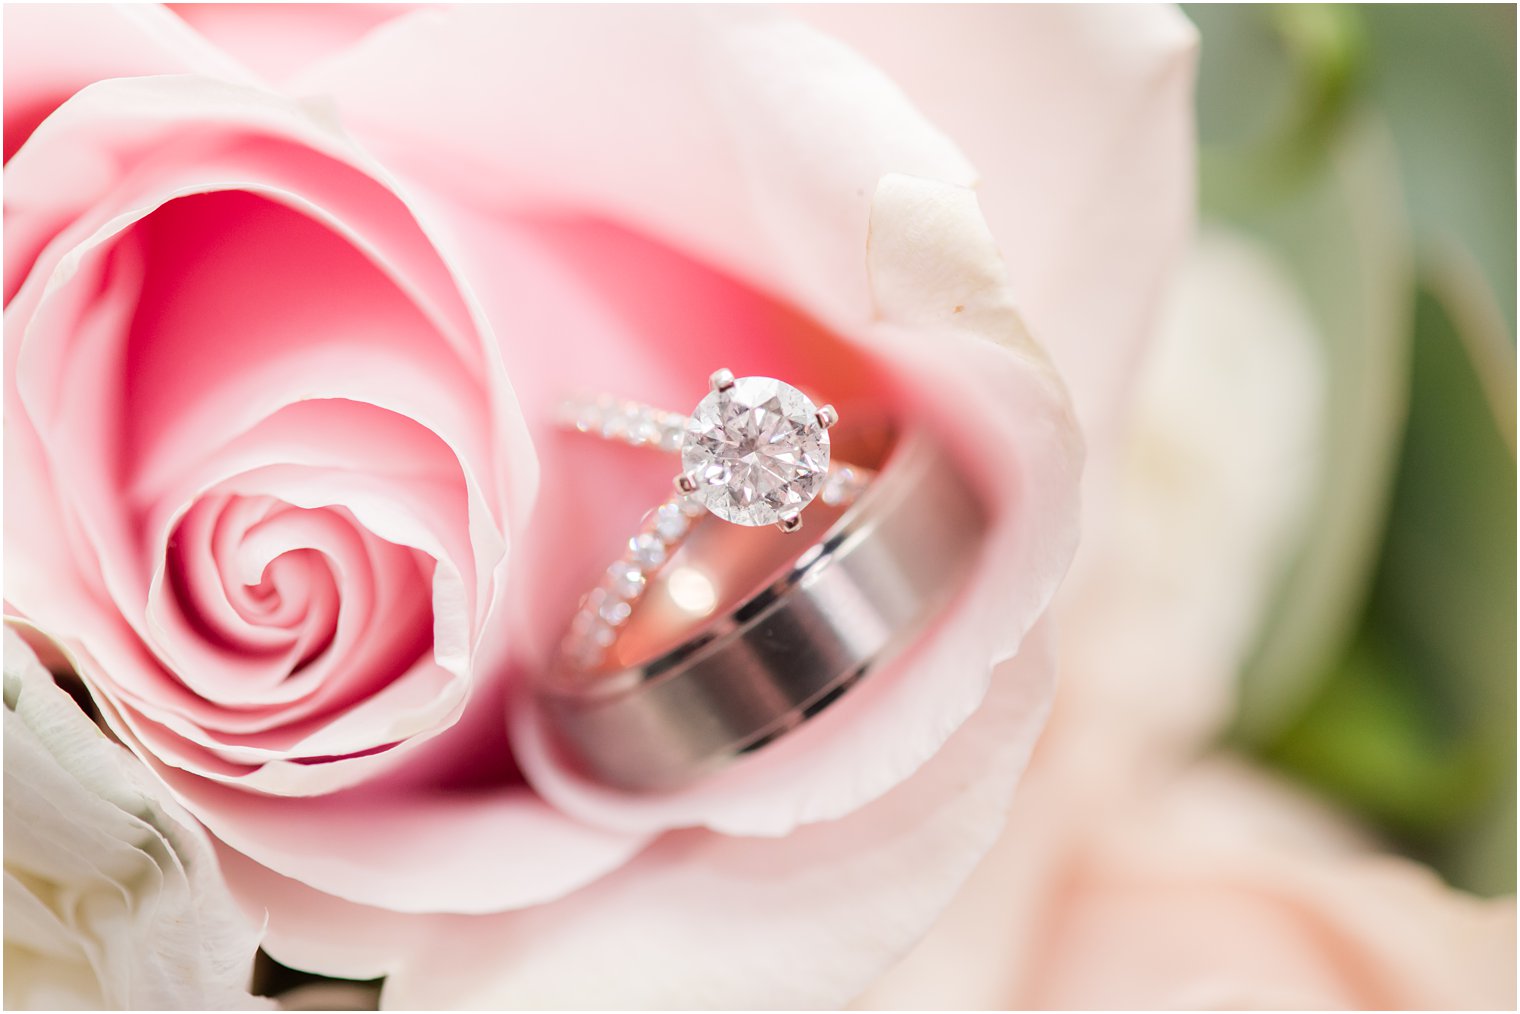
[1265,285,1516,894]
[1360,5,1517,339]
[1225,113,1416,747]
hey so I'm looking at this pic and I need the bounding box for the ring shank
[534,429,988,791]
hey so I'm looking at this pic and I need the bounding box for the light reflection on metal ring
[532,428,989,791]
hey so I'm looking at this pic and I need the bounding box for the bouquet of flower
[4,5,1513,1010]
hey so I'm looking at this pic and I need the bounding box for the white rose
[3,627,271,1011]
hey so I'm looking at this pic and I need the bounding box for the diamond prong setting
[681,375,831,527]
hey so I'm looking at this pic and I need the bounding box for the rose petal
[167,4,416,87]
[794,5,1199,460]
[505,176,1079,837]
[1031,762,1517,1010]
[7,78,529,658]
[306,7,1084,838]
[3,75,650,914]
[220,624,1056,1007]
[2,4,251,165]
[188,775,651,918]
[298,6,978,331]
[13,181,483,792]
[858,757,1517,1011]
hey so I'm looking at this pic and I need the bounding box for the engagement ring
[533,370,987,791]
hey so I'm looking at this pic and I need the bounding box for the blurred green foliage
[1186,4,1516,895]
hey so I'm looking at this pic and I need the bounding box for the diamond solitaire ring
[555,370,871,672]
[566,369,854,534]
[677,369,835,531]
[532,371,989,791]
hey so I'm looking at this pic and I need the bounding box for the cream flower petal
[859,758,1516,1010]
[3,627,271,1011]
[1055,226,1327,759]
[1030,762,1517,1010]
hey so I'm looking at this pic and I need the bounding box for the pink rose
[4,5,1193,1006]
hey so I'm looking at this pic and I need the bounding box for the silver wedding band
[532,425,988,791]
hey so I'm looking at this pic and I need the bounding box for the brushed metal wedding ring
[534,373,989,791]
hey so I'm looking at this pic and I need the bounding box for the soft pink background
[4,5,1195,1006]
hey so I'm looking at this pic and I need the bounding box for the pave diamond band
[560,396,688,452]
[555,462,871,673]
